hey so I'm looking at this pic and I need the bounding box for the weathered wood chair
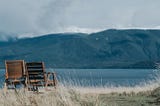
[25,62,57,91]
[5,60,27,89]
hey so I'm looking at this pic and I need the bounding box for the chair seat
[46,80,54,84]
[29,79,43,83]
[30,84,45,86]
[6,78,25,83]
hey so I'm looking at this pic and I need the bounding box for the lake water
[0,69,159,88]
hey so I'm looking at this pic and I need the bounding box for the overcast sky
[0,0,160,39]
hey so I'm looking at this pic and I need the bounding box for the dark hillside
[0,29,160,68]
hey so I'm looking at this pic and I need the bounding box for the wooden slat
[28,71,43,74]
[26,63,43,66]
[29,76,44,79]
[29,77,44,79]
[27,69,43,72]
[26,66,43,68]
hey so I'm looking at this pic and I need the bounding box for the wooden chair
[5,60,27,89]
[26,62,57,91]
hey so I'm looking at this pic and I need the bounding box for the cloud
[0,32,17,41]
[62,26,105,34]
[131,2,160,27]
[0,0,160,39]
[0,0,73,39]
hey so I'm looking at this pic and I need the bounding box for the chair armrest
[45,71,58,86]
[46,72,56,74]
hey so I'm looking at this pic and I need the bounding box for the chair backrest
[5,60,25,79]
[26,62,46,82]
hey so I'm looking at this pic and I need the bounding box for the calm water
[0,69,158,87]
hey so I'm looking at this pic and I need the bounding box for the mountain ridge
[0,29,160,68]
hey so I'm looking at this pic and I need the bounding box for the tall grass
[0,80,159,106]
[1,68,160,106]
[0,85,105,106]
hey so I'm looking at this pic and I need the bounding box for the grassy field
[1,84,160,106]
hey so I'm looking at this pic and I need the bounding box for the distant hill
[0,29,160,69]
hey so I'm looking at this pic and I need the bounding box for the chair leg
[53,73,58,87]
[3,82,7,92]
[34,86,38,92]
[45,73,50,87]
[24,82,28,90]
[14,83,17,89]
[31,85,38,92]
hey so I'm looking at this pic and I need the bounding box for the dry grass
[0,83,159,106]
[1,72,160,106]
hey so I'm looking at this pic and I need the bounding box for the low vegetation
[1,83,160,106]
